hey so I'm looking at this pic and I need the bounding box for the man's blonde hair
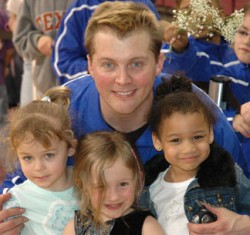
[85,1,162,61]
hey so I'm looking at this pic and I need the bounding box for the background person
[13,0,74,98]
[161,0,239,90]
[6,0,33,107]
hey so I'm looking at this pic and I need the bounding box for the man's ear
[87,55,93,76]
[152,132,162,151]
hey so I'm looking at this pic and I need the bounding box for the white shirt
[149,168,194,235]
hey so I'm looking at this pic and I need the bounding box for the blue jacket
[185,165,250,221]
[162,36,238,82]
[217,56,250,175]
[149,142,250,224]
[1,74,248,193]
[51,0,160,84]
[66,74,245,165]
[218,62,250,106]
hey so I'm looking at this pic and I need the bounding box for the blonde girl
[63,131,165,235]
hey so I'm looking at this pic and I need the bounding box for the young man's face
[88,29,164,123]
[234,13,250,64]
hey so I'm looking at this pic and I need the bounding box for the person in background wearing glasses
[217,4,250,174]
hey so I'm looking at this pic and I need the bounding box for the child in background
[217,4,250,174]
[2,86,79,235]
[148,75,250,235]
[63,131,165,235]
[162,0,238,90]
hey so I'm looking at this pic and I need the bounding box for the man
[1,2,249,234]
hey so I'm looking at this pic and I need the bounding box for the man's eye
[129,61,143,69]
[103,62,115,70]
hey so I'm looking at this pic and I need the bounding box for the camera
[192,208,217,224]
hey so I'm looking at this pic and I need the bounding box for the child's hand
[233,114,250,138]
[37,35,54,56]
[162,22,189,53]
[241,102,250,125]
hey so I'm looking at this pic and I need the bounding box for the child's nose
[34,160,45,171]
[106,187,119,201]
[182,140,196,153]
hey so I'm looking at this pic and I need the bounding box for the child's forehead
[15,131,60,148]
[243,14,250,27]
[91,158,133,180]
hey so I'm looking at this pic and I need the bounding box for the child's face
[16,134,74,191]
[234,13,250,64]
[90,158,136,221]
[152,112,213,181]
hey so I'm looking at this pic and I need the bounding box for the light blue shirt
[3,179,79,235]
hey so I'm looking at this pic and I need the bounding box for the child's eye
[193,135,203,140]
[45,153,55,159]
[237,30,249,37]
[170,138,180,143]
[120,182,129,187]
[23,156,32,161]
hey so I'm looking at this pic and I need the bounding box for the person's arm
[142,216,165,235]
[187,204,250,235]
[0,193,27,235]
[62,219,75,235]
[162,36,216,83]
